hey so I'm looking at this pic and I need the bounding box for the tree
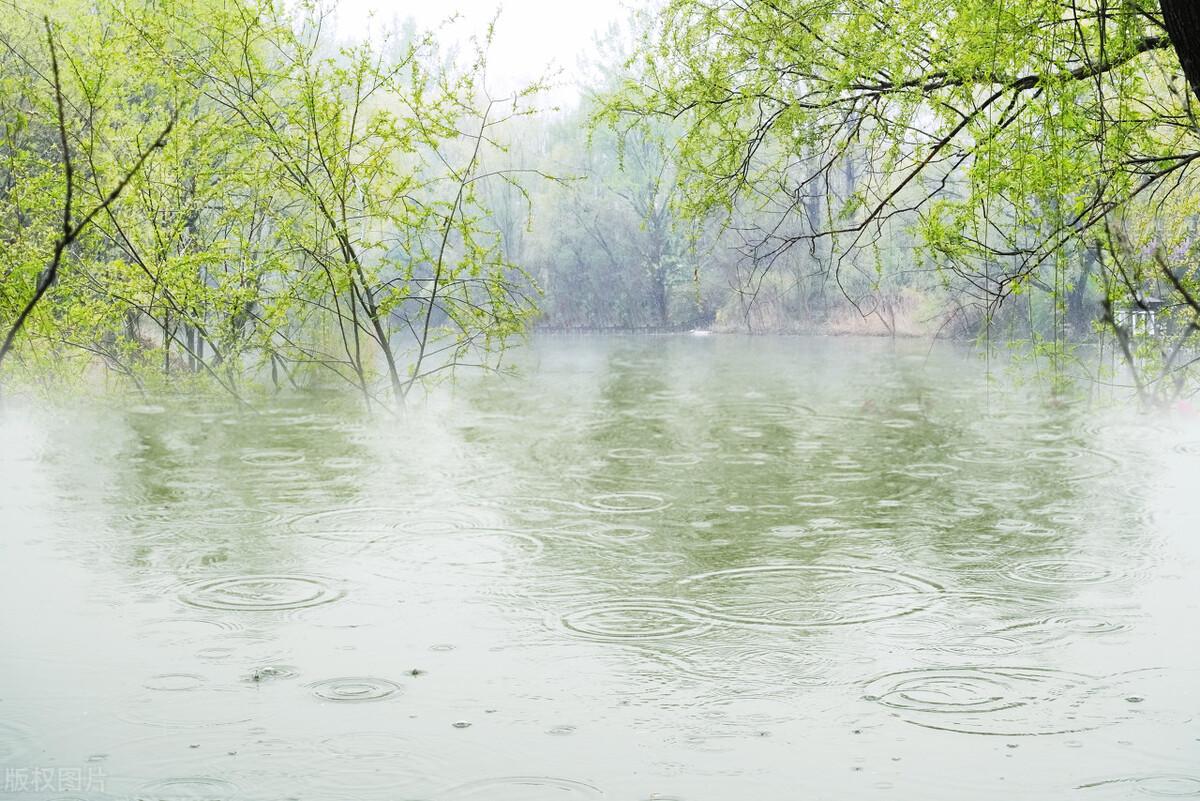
[603,0,1200,397]
[0,13,173,386]
[0,0,548,406]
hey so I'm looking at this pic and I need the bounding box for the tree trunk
[1068,243,1099,338]
[1160,0,1200,103]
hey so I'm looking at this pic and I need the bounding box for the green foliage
[0,0,547,405]
[600,0,1200,396]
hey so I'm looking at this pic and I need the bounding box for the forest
[1,0,1199,405]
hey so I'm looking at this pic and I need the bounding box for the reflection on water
[1,334,1199,800]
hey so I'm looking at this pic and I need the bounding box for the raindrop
[245,665,298,682]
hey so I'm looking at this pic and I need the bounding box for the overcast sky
[330,0,632,106]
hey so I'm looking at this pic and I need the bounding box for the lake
[1,334,1198,800]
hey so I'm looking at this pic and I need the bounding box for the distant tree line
[5,0,1200,404]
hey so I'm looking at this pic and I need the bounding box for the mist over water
[1,335,1198,800]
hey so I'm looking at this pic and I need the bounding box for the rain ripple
[179,575,344,611]
[1079,775,1200,797]
[308,677,403,702]
[1004,557,1121,586]
[440,776,604,800]
[676,565,943,628]
[134,777,239,801]
[577,492,672,514]
[239,448,306,467]
[862,666,1145,736]
[143,674,205,692]
[556,599,713,643]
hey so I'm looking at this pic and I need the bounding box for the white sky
[330,0,631,106]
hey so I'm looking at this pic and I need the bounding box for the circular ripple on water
[862,666,1109,735]
[305,732,448,798]
[1133,777,1200,797]
[655,452,705,467]
[139,617,242,644]
[441,776,604,800]
[135,777,239,800]
[792,494,838,507]
[1005,558,1119,586]
[321,732,425,758]
[362,530,544,578]
[950,447,1025,466]
[1026,446,1121,482]
[181,507,281,529]
[1173,440,1200,456]
[998,611,1131,646]
[892,462,959,479]
[606,447,657,461]
[143,674,205,692]
[924,634,1027,658]
[129,403,168,416]
[545,521,652,546]
[660,639,843,688]
[396,508,498,536]
[290,506,413,533]
[294,506,493,537]
[578,493,671,514]
[717,399,817,422]
[677,565,942,628]
[556,599,712,643]
[1080,775,1200,797]
[1027,446,1094,462]
[180,575,344,611]
[120,692,252,729]
[239,448,306,467]
[309,677,403,702]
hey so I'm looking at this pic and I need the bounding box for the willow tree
[0,0,546,405]
[0,6,177,388]
[603,0,1200,398]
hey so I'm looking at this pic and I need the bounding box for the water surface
[2,335,1198,800]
